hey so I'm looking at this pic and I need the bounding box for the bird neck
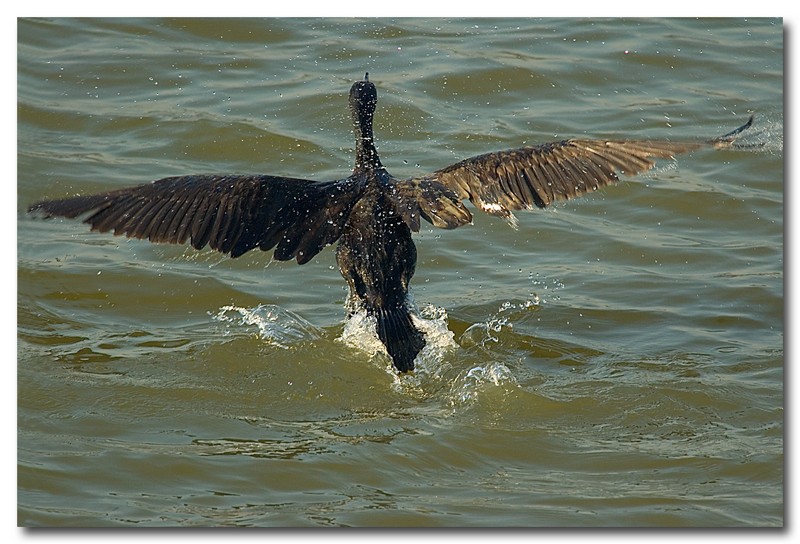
[352,111,382,174]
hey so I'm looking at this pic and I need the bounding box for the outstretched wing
[427,138,703,221]
[28,174,364,264]
[406,115,753,228]
[424,116,754,222]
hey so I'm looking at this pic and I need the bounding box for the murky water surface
[17,18,783,527]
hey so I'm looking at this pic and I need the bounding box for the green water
[17,18,783,527]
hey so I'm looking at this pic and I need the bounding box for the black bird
[28,73,754,373]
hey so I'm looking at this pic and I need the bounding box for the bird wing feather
[28,174,364,264]
[388,177,473,231]
[427,138,705,220]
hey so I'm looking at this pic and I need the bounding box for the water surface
[17,18,783,527]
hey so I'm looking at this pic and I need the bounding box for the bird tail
[374,305,425,373]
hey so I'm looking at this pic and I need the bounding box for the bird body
[28,73,754,373]
[336,174,423,372]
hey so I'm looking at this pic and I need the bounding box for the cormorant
[28,73,754,373]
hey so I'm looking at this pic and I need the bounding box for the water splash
[459,298,540,349]
[338,300,457,375]
[338,307,386,359]
[214,299,526,408]
[212,304,321,348]
[414,303,459,360]
[448,362,519,407]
